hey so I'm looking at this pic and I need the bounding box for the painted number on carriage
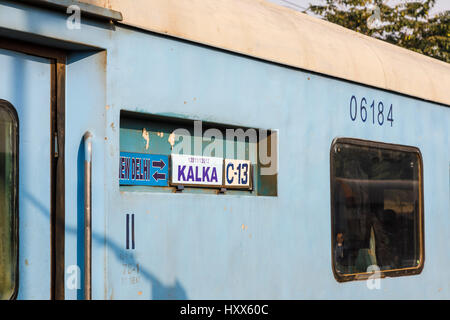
[224,159,251,189]
[349,95,394,127]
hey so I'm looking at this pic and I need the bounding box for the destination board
[224,159,252,189]
[171,154,223,187]
[119,152,169,186]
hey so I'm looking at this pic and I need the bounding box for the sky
[269,0,450,15]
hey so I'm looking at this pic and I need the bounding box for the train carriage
[0,0,448,300]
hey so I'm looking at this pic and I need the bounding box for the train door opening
[0,41,65,300]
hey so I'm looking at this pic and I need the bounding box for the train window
[0,100,19,299]
[330,138,424,282]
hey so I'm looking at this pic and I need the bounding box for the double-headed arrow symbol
[152,158,167,181]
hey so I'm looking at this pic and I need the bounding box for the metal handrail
[83,132,93,300]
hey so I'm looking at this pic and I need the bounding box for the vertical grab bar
[84,132,93,300]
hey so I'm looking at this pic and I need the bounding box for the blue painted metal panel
[0,1,448,300]
[64,51,107,300]
[0,48,51,299]
[101,28,449,299]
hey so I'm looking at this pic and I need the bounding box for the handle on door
[84,132,93,300]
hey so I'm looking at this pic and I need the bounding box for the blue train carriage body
[0,0,448,300]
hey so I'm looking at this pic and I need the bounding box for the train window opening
[0,100,18,299]
[330,138,423,282]
[119,111,277,196]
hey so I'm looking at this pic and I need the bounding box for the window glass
[331,139,423,281]
[0,100,18,299]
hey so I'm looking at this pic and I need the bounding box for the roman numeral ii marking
[126,213,135,250]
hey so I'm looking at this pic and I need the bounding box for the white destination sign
[224,159,251,189]
[171,154,223,187]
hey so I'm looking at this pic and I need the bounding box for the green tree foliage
[306,0,449,63]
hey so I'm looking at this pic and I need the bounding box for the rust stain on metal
[25,259,29,266]
[168,132,175,150]
[110,122,115,131]
[142,128,150,150]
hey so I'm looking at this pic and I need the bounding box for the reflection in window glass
[0,101,18,299]
[331,139,423,281]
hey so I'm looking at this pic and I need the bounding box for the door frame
[0,38,66,300]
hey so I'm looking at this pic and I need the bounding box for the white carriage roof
[81,0,450,106]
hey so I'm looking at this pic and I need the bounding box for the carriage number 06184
[349,95,394,127]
